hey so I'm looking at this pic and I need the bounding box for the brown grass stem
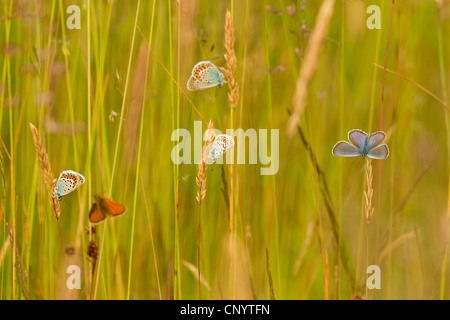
[29,123,60,219]
[196,121,214,299]
[220,8,240,299]
[364,158,374,299]
[265,248,276,300]
[218,10,239,110]
[365,159,374,224]
[3,219,29,299]
[291,113,355,287]
[373,63,449,111]
[287,0,335,137]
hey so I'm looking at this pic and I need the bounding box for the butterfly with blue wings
[187,61,226,91]
[53,170,86,201]
[332,129,389,159]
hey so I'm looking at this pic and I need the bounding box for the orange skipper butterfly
[89,194,126,224]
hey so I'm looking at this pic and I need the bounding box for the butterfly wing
[368,131,386,149]
[188,61,224,91]
[187,75,201,91]
[74,171,85,188]
[367,144,389,159]
[218,134,234,152]
[332,141,362,157]
[208,146,219,162]
[54,170,85,199]
[102,197,126,217]
[89,202,107,224]
[348,129,368,149]
[208,134,234,161]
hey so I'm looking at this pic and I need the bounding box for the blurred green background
[1,0,450,300]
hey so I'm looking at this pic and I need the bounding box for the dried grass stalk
[324,249,330,300]
[196,121,214,205]
[365,158,374,223]
[0,232,10,269]
[182,259,212,292]
[29,123,60,219]
[265,248,276,300]
[293,220,316,274]
[195,121,214,300]
[4,219,29,299]
[287,0,335,136]
[219,9,239,109]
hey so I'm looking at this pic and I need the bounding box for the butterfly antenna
[64,198,72,208]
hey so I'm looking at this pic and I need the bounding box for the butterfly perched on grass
[208,134,235,163]
[187,61,226,91]
[53,170,85,201]
[332,129,389,159]
[89,194,126,224]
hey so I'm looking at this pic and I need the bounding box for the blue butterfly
[53,170,86,201]
[208,134,234,163]
[332,129,389,159]
[187,61,226,91]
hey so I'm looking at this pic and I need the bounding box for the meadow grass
[0,0,450,300]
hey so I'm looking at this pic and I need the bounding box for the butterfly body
[332,129,389,160]
[208,134,235,163]
[53,170,86,201]
[187,61,226,91]
[89,194,126,224]
[359,135,371,157]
